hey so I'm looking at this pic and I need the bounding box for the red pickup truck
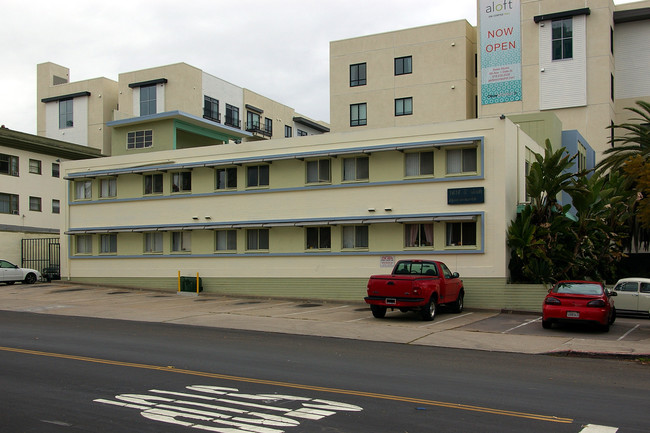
[365,260,464,321]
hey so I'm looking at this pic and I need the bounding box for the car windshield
[553,282,603,295]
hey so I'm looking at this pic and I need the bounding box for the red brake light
[587,299,606,307]
[545,297,561,305]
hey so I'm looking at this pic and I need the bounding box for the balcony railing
[246,122,272,138]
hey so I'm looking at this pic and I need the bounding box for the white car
[0,260,41,285]
[612,277,650,317]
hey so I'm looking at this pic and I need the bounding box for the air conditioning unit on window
[11,210,19,215]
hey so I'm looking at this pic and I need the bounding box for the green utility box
[180,276,203,292]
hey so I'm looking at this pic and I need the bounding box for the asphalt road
[1,311,649,432]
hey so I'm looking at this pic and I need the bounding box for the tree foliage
[507,141,633,284]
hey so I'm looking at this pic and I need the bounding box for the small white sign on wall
[380,256,395,268]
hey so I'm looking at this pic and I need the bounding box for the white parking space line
[229,302,295,312]
[578,424,618,432]
[418,312,474,328]
[617,324,640,341]
[276,305,350,317]
[502,317,541,334]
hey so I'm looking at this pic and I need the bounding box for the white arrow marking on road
[579,424,618,432]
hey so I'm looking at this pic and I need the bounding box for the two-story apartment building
[58,0,648,306]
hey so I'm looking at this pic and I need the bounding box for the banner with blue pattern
[480,0,521,105]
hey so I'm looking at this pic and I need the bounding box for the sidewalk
[2,281,649,357]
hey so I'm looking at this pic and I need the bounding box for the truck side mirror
[452,272,459,278]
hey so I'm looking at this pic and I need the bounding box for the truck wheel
[420,298,437,321]
[451,292,464,313]
[370,305,387,319]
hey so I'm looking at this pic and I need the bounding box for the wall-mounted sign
[448,187,485,205]
[480,0,522,105]
[380,256,395,268]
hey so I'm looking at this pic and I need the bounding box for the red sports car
[542,280,616,332]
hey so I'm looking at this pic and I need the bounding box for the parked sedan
[612,278,650,317]
[542,280,616,332]
[0,260,41,285]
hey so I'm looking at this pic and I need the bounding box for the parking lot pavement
[2,282,650,356]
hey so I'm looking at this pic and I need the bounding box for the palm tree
[597,100,650,172]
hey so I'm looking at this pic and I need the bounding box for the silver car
[0,260,41,285]
[612,278,650,317]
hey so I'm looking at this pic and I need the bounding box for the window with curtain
[306,159,331,184]
[144,232,163,253]
[446,148,477,174]
[76,235,92,254]
[306,227,331,250]
[247,229,269,250]
[247,165,269,188]
[171,172,192,193]
[100,178,117,198]
[215,230,237,251]
[100,234,117,254]
[405,151,434,177]
[171,231,191,252]
[446,222,477,246]
[216,167,237,190]
[342,226,368,249]
[144,174,163,195]
[404,223,433,247]
[75,180,92,200]
[343,156,369,181]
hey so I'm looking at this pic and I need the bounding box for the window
[225,104,240,128]
[144,232,163,253]
[552,18,573,60]
[0,193,19,215]
[144,173,163,195]
[75,235,92,254]
[52,163,60,178]
[395,97,413,116]
[75,180,92,200]
[306,159,331,184]
[343,156,369,181]
[171,231,191,252]
[611,73,614,101]
[171,172,192,193]
[306,227,331,250]
[203,96,220,122]
[446,148,477,174]
[215,230,237,251]
[0,153,19,176]
[216,167,237,190]
[100,234,117,254]
[285,125,292,138]
[52,199,60,214]
[405,224,433,248]
[265,118,273,136]
[29,159,42,175]
[247,229,269,250]
[297,129,308,136]
[342,226,368,249]
[405,151,434,177]
[29,196,41,212]
[446,222,477,247]
[59,99,73,128]
[100,178,117,198]
[350,103,367,127]
[395,56,412,75]
[247,165,269,188]
[350,63,366,87]
[247,111,261,130]
[616,281,638,292]
[140,85,157,116]
[127,130,153,149]
[577,142,587,172]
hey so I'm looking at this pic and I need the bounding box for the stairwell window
[59,99,73,128]
[552,18,573,60]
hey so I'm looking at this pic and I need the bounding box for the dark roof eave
[292,116,330,133]
[614,8,650,24]
[0,127,103,160]
[534,8,590,23]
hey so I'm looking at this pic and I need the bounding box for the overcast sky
[0,0,639,135]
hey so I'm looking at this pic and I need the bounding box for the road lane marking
[579,424,618,432]
[0,345,573,424]
[502,317,541,334]
[617,324,639,341]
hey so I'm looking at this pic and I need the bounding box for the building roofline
[41,91,91,103]
[0,126,103,159]
[293,116,330,133]
[533,8,590,23]
[614,7,650,24]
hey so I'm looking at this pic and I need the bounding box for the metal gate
[21,238,60,281]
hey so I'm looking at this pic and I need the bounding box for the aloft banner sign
[480,0,521,105]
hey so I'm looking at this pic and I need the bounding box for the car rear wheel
[370,305,387,319]
[23,273,37,284]
[609,308,616,325]
[420,298,437,321]
[542,319,552,329]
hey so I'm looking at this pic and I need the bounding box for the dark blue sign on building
[448,187,484,205]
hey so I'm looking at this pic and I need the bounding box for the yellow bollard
[196,272,199,294]
[178,270,181,292]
